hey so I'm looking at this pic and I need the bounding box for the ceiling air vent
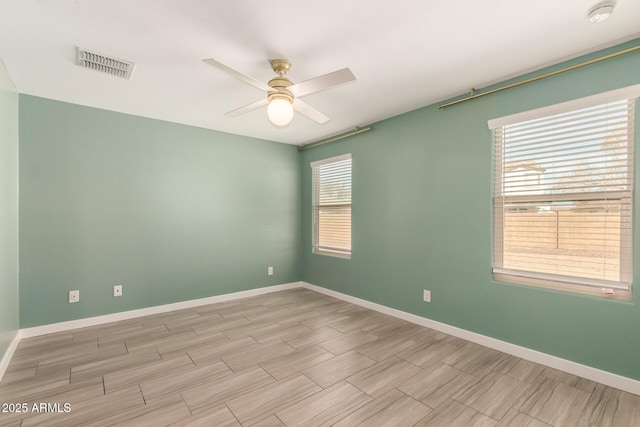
[76,47,135,80]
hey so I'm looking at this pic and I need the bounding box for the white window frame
[311,153,352,259]
[489,85,640,298]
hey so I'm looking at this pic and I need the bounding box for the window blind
[311,154,352,257]
[492,98,634,291]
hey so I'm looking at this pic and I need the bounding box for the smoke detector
[587,2,616,23]
[76,47,135,79]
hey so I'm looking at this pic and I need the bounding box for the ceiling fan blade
[203,58,273,93]
[225,98,269,117]
[289,68,356,98]
[293,99,330,124]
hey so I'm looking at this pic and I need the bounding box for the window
[311,154,352,258]
[490,86,639,296]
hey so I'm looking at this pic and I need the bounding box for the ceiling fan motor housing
[268,59,294,103]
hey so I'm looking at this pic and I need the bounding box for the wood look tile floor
[1,289,639,427]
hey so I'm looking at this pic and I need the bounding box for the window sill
[494,273,631,301]
[312,248,351,260]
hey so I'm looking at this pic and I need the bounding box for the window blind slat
[500,109,630,135]
[499,112,630,141]
[499,136,629,159]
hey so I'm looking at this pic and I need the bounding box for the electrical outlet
[69,290,79,303]
[267,266,274,276]
[113,285,123,297]
[423,289,431,303]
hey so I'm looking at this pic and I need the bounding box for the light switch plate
[423,289,431,302]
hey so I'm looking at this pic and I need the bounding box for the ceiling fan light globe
[267,98,294,127]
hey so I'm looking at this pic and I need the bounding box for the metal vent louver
[76,47,135,79]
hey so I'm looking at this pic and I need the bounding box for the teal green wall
[0,60,19,357]
[300,39,640,380]
[19,96,301,328]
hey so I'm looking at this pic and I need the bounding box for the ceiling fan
[202,58,356,127]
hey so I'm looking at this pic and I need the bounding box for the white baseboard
[20,282,302,338]
[9,280,640,396]
[0,330,21,382]
[300,282,640,396]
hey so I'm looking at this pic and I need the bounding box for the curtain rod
[438,44,640,109]
[298,126,372,151]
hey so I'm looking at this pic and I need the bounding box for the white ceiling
[1,0,639,145]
